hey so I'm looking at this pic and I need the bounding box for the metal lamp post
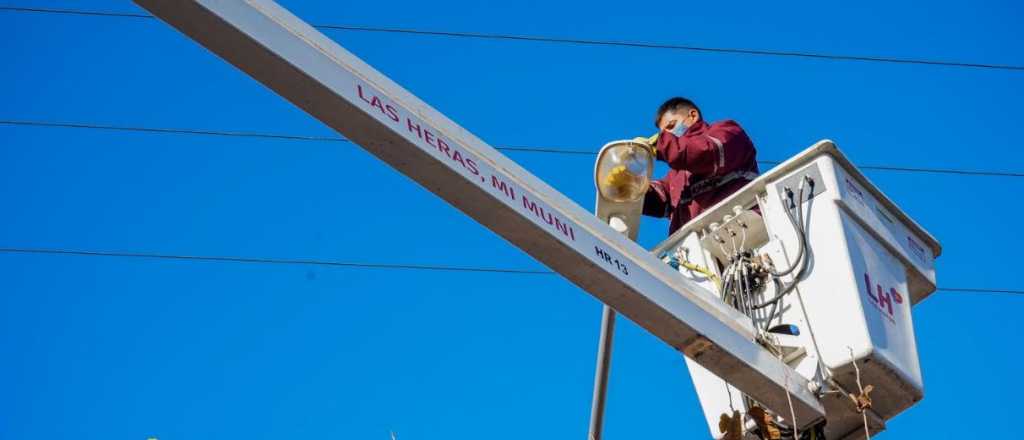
[588,140,654,440]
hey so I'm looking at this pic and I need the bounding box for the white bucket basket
[653,140,940,439]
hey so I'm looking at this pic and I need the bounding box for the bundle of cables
[670,176,823,439]
[718,175,815,336]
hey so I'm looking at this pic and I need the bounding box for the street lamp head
[595,140,654,203]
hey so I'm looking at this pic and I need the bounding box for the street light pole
[587,140,654,440]
[588,301,617,440]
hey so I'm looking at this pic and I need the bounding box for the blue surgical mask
[670,121,688,137]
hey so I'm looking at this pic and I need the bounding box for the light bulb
[596,142,653,202]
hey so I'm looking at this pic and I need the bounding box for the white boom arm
[134,0,825,426]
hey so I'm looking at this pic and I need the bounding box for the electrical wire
[0,247,554,275]
[2,5,1023,72]
[3,119,1023,178]
[0,246,1020,295]
[934,287,1024,295]
[767,183,808,278]
[0,119,596,156]
[756,178,814,311]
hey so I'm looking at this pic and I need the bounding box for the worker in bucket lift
[633,97,759,236]
[635,100,822,439]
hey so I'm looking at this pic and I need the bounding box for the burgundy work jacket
[643,119,759,235]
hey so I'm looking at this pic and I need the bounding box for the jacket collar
[682,118,709,137]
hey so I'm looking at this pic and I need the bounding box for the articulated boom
[136,1,939,438]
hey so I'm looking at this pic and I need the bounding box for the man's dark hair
[654,97,700,128]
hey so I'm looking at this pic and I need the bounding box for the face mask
[670,120,688,137]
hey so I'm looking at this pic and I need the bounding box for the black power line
[0,247,553,275]
[3,119,1023,178]
[2,5,1023,72]
[1,246,1020,296]
[936,287,1024,295]
[0,5,151,19]
[0,119,344,143]
[0,119,594,156]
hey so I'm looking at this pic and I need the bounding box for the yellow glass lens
[596,143,652,202]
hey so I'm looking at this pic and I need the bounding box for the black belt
[679,170,758,205]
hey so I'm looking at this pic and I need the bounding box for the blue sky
[1,0,1022,438]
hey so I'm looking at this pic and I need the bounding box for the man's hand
[631,133,659,146]
[631,133,659,156]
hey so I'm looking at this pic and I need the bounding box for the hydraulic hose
[769,181,807,277]
[755,177,814,309]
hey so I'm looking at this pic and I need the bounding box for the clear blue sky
[2,0,1022,438]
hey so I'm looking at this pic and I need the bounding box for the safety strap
[679,170,758,205]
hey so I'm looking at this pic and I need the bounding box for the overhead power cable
[3,119,1022,178]
[1,5,1023,72]
[1,246,1020,296]
[0,119,589,156]
[0,247,553,275]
